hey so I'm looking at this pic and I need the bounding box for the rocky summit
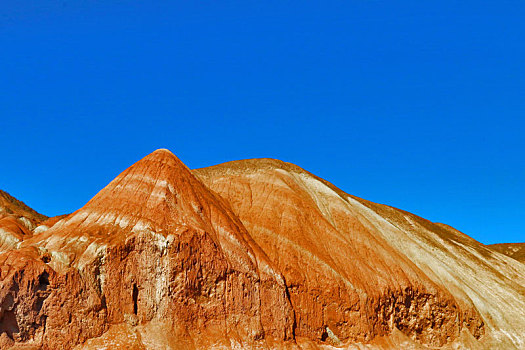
[0,149,524,349]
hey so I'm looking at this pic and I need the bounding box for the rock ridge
[0,150,523,349]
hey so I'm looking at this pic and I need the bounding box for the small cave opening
[34,297,45,312]
[0,310,20,340]
[100,294,107,309]
[37,271,50,291]
[320,329,328,342]
[39,271,49,286]
[132,284,139,315]
[41,253,51,263]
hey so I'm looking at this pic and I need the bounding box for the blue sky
[1,1,524,244]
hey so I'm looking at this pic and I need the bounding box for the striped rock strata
[1,150,524,349]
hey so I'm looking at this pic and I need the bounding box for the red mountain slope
[1,150,524,349]
[195,158,525,349]
[3,150,293,349]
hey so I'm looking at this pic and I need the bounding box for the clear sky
[1,1,524,244]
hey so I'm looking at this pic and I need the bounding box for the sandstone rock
[7,149,294,349]
[33,214,70,235]
[195,158,525,349]
[1,150,524,349]
[195,159,484,347]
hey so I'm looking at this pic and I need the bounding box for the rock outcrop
[3,150,294,349]
[1,150,524,349]
[196,158,525,349]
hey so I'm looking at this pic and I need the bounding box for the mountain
[1,150,524,349]
[195,158,525,349]
[3,149,293,349]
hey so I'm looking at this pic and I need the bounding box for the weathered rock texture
[196,159,484,347]
[489,243,525,263]
[1,150,524,349]
[196,158,525,350]
[4,150,294,349]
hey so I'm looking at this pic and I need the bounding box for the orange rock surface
[195,159,483,347]
[1,150,524,349]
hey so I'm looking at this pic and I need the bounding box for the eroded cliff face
[196,158,525,349]
[0,246,107,350]
[2,150,294,349]
[195,159,485,347]
[0,150,524,349]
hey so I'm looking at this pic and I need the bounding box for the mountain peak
[38,149,208,241]
[151,147,174,155]
[30,149,272,277]
[9,151,295,348]
[143,148,182,164]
